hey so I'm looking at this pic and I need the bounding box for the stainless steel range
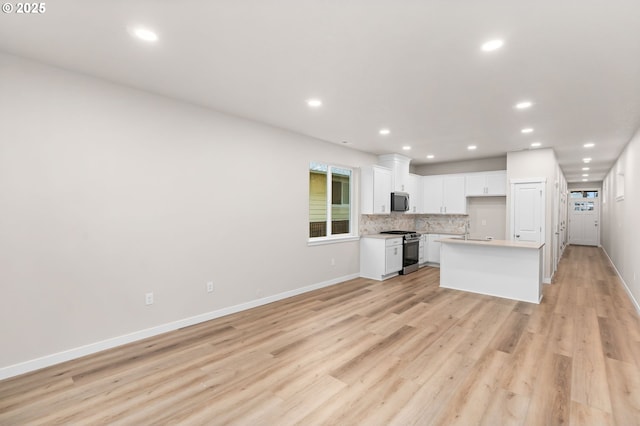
[380,230,421,274]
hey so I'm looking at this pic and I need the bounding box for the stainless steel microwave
[391,192,410,212]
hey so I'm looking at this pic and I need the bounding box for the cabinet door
[407,174,422,214]
[485,171,507,196]
[373,167,392,214]
[427,234,441,263]
[394,168,408,193]
[422,176,444,214]
[442,176,466,214]
[385,245,403,274]
[465,173,486,196]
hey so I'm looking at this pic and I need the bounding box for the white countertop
[437,237,544,249]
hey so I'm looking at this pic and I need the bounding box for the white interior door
[569,198,599,246]
[512,182,544,243]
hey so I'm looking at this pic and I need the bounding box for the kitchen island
[437,237,544,304]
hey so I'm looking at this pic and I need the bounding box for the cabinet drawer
[385,238,403,247]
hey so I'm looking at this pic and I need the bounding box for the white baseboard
[543,277,552,284]
[602,249,640,315]
[0,273,359,381]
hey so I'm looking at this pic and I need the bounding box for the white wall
[506,149,562,282]
[601,127,640,310]
[0,53,377,375]
[568,182,603,191]
[467,197,506,240]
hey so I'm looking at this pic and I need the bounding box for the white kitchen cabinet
[422,176,443,214]
[427,234,442,264]
[385,241,403,275]
[361,165,392,214]
[378,154,411,193]
[422,175,467,214]
[442,176,467,213]
[360,236,403,280]
[465,171,507,196]
[407,173,423,214]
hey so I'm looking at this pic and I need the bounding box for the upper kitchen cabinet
[422,175,467,214]
[378,154,411,193]
[465,171,507,196]
[361,165,392,214]
[407,173,423,214]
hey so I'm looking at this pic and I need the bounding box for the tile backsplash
[360,214,468,235]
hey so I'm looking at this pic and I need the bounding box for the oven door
[401,238,420,274]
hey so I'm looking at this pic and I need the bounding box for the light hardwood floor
[1,245,640,425]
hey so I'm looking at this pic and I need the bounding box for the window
[309,162,353,240]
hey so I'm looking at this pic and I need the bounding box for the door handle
[515,234,520,238]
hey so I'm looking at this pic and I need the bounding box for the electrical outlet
[481,219,486,226]
[145,292,154,305]
[207,281,214,293]
[331,258,336,266]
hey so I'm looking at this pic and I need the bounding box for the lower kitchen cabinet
[425,233,462,265]
[427,234,442,264]
[360,236,403,280]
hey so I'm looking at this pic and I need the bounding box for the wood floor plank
[571,306,613,413]
[499,331,548,397]
[490,311,530,354]
[389,353,476,425]
[1,245,639,424]
[480,388,531,426]
[605,357,640,425]
[570,401,614,426]
[432,349,512,425]
[524,351,573,426]
[547,312,575,357]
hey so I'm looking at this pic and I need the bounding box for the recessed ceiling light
[583,143,595,148]
[582,167,590,171]
[521,128,534,134]
[481,39,504,52]
[515,101,533,109]
[132,27,158,42]
[306,99,322,108]
[582,179,588,182]
[530,142,541,148]
[583,158,592,163]
[426,154,435,159]
[379,128,391,135]
[402,146,411,151]
[467,145,477,150]
[582,174,589,177]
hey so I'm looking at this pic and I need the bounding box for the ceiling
[1,0,639,183]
